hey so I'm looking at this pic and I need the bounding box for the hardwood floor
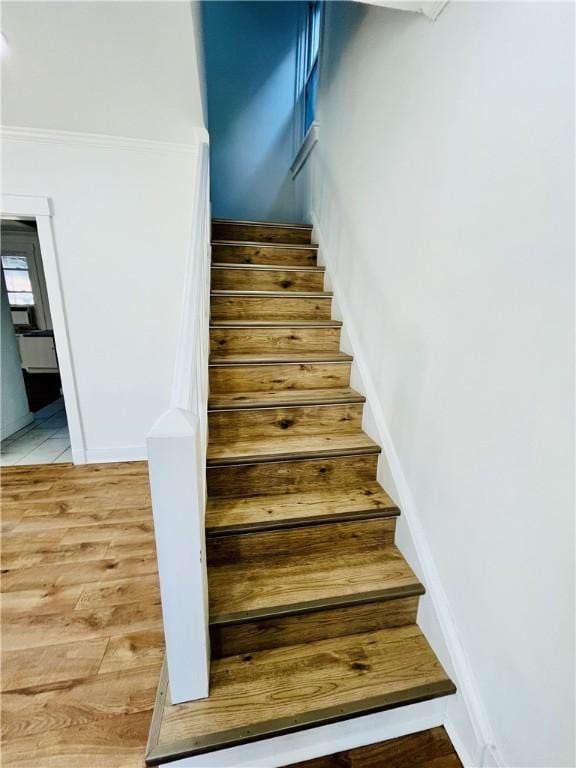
[1,461,162,768]
[286,726,463,768]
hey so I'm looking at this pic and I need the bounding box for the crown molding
[0,125,209,155]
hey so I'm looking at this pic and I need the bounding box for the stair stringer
[311,212,503,768]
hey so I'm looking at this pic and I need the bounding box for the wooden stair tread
[211,289,332,298]
[208,544,421,622]
[210,320,342,328]
[212,239,317,250]
[209,353,353,365]
[208,386,365,410]
[207,433,380,466]
[146,625,455,764]
[206,484,398,535]
[212,263,324,273]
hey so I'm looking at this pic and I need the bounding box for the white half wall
[308,2,574,766]
[1,0,207,462]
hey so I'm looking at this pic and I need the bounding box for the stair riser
[207,454,380,498]
[210,327,341,356]
[211,295,332,322]
[209,361,351,393]
[212,243,317,267]
[210,595,420,658]
[207,518,395,564]
[208,404,364,443]
[211,268,324,293]
[212,221,312,244]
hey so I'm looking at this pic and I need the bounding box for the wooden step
[145,625,455,765]
[210,292,332,321]
[207,455,380,498]
[207,432,380,467]
[212,219,313,245]
[210,324,342,357]
[209,360,352,394]
[211,265,325,293]
[210,319,341,327]
[210,352,352,365]
[212,241,318,267]
[210,595,421,659]
[208,541,420,623]
[208,403,364,444]
[206,483,398,535]
[208,386,365,410]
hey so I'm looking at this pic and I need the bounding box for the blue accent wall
[202,1,302,223]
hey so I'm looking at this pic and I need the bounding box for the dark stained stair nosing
[212,239,317,251]
[206,443,381,467]
[205,504,400,537]
[208,391,366,410]
[210,320,342,328]
[212,217,313,230]
[209,353,353,366]
[211,289,332,298]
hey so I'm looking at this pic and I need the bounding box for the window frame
[295,1,323,144]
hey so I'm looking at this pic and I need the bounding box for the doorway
[1,218,71,465]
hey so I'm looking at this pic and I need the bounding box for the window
[298,1,322,139]
[2,253,34,306]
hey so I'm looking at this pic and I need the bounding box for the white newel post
[146,133,211,704]
[147,410,210,703]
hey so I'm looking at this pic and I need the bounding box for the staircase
[145,219,456,766]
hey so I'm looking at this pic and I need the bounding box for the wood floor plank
[1,554,158,592]
[2,637,109,691]
[1,583,85,615]
[98,629,165,674]
[75,574,160,610]
[2,602,163,651]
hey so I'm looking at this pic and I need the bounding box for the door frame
[1,193,87,463]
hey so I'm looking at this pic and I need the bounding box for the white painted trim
[1,410,34,442]
[351,0,448,20]
[162,698,447,767]
[311,211,503,768]
[291,121,319,179]
[1,194,87,465]
[83,445,147,464]
[0,125,208,156]
[1,193,51,218]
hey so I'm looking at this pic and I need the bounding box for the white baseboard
[163,698,447,767]
[311,211,503,768]
[83,445,147,464]
[1,410,34,442]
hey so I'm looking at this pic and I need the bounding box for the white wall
[1,271,33,441]
[308,2,574,766]
[1,1,205,143]
[1,1,207,461]
[202,1,302,223]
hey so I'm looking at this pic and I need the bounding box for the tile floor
[0,398,71,466]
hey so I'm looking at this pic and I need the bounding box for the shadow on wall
[202,1,303,223]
